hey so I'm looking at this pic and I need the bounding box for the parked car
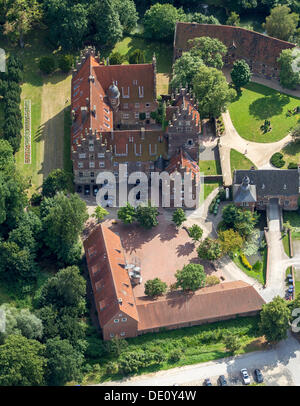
[204,378,212,386]
[218,375,228,386]
[254,369,264,383]
[240,368,250,385]
[84,185,90,195]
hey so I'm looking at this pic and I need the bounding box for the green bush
[252,260,262,272]
[58,54,74,73]
[270,152,285,168]
[109,52,125,65]
[139,112,146,120]
[168,351,181,363]
[39,56,56,75]
[288,162,298,169]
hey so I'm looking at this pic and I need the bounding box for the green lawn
[203,180,222,200]
[81,316,262,384]
[233,247,267,286]
[280,140,300,169]
[199,159,222,175]
[282,232,291,258]
[283,211,300,228]
[63,106,73,174]
[230,149,256,174]
[112,36,173,74]
[229,82,300,143]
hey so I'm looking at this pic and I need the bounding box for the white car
[240,368,251,385]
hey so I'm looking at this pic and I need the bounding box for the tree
[109,52,125,65]
[224,334,242,353]
[113,0,138,34]
[144,278,167,297]
[143,3,186,41]
[39,56,56,75]
[189,37,227,70]
[187,224,203,242]
[0,334,46,386]
[291,123,300,140]
[45,337,84,385]
[117,203,136,224]
[259,296,290,343]
[89,0,123,49]
[41,192,88,264]
[0,139,14,170]
[43,0,89,50]
[129,49,146,64]
[187,12,219,25]
[277,48,300,89]
[4,0,42,47]
[9,211,42,253]
[175,264,206,291]
[263,5,299,41]
[218,229,244,254]
[135,205,159,229]
[170,52,203,90]
[193,66,236,118]
[222,204,259,239]
[92,206,109,223]
[197,237,222,261]
[230,59,251,89]
[226,11,240,26]
[38,266,86,311]
[172,208,186,227]
[42,169,73,197]
[58,54,74,73]
[205,275,220,286]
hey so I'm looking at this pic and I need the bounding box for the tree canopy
[230,59,251,89]
[277,48,300,89]
[175,263,206,291]
[170,52,203,90]
[263,5,299,41]
[259,296,290,343]
[144,278,167,297]
[189,37,227,70]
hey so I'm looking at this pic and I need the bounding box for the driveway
[99,332,300,386]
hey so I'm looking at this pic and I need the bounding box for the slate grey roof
[233,175,257,203]
[233,169,299,198]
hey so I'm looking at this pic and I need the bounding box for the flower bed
[24,99,31,164]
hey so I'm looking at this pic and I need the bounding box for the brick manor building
[71,46,201,205]
[174,22,295,80]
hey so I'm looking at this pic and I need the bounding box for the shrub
[288,162,298,169]
[139,112,146,120]
[128,49,145,64]
[240,253,252,270]
[270,152,285,168]
[105,361,119,375]
[109,52,125,65]
[252,260,262,272]
[205,275,220,286]
[39,56,56,75]
[168,351,181,363]
[58,55,74,73]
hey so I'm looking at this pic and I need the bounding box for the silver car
[241,368,251,385]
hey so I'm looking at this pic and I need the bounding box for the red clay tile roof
[136,281,265,331]
[83,224,139,327]
[165,148,200,177]
[175,95,200,127]
[175,22,295,68]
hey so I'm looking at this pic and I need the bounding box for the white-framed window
[110,333,115,338]
[114,319,119,323]
[79,153,86,159]
[104,107,109,114]
[104,115,110,121]
[138,86,144,98]
[89,161,95,168]
[135,112,139,119]
[122,86,130,98]
[99,161,105,168]
[123,103,128,109]
[104,123,110,128]
[98,153,105,158]
[146,112,150,119]
[120,332,126,337]
[121,317,127,322]
[90,172,94,177]
[78,162,83,168]
[135,103,140,109]
[123,113,130,119]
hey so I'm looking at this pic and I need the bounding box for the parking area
[182,365,294,386]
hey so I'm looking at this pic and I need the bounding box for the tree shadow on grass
[281,140,300,157]
[249,93,290,120]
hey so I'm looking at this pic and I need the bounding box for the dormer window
[262,184,265,189]
[283,184,287,190]
[138,86,144,98]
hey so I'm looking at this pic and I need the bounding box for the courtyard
[102,211,222,298]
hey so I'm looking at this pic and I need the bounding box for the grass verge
[230,149,256,175]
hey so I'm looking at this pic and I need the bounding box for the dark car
[218,375,228,386]
[254,369,264,383]
[204,378,212,386]
[84,185,90,195]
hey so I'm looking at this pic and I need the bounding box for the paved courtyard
[102,211,222,298]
